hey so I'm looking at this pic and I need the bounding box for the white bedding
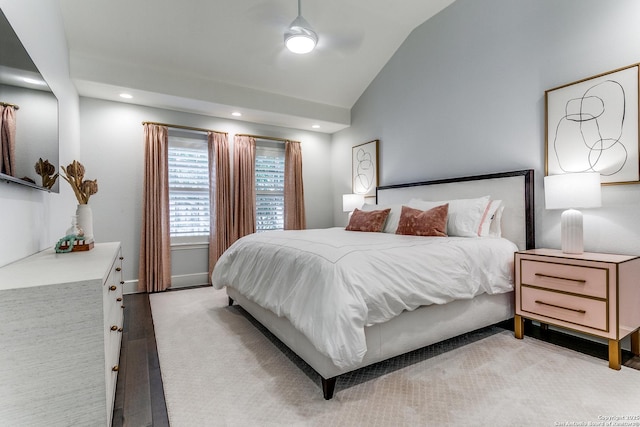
[211,228,518,369]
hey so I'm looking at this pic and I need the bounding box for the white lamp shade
[544,172,601,210]
[544,172,601,254]
[342,194,365,212]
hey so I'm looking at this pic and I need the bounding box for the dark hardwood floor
[112,292,640,426]
[112,292,169,427]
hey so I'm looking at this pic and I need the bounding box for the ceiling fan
[284,0,318,54]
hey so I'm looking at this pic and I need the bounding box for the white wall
[79,97,333,290]
[0,1,79,267]
[332,0,640,256]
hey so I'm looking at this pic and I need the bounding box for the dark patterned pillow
[395,204,448,237]
[345,208,391,232]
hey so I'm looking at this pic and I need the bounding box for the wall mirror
[0,8,59,192]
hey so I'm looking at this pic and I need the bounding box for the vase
[76,204,94,243]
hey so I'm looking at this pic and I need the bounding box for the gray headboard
[376,169,535,250]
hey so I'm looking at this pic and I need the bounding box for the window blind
[255,144,285,232]
[168,135,211,238]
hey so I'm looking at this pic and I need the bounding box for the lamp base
[561,208,584,254]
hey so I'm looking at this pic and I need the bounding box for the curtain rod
[142,121,227,134]
[0,102,19,110]
[236,133,298,143]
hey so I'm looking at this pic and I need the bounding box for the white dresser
[0,242,124,426]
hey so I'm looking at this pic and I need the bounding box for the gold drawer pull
[535,273,586,284]
[116,297,122,302]
[118,327,123,332]
[119,256,124,260]
[109,285,117,291]
[120,281,124,285]
[112,365,119,372]
[535,300,586,314]
[115,267,122,272]
[110,325,118,331]
[121,305,125,309]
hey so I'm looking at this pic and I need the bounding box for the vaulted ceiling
[59,0,455,133]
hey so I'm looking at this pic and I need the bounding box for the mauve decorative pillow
[345,208,391,232]
[408,195,490,237]
[396,204,449,237]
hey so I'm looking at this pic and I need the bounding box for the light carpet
[150,287,640,426]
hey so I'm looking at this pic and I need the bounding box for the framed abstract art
[352,140,379,197]
[545,63,640,185]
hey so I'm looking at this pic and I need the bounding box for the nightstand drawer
[520,286,607,331]
[520,259,607,299]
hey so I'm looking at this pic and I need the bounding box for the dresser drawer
[520,286,607,331]
[520,259,607,299]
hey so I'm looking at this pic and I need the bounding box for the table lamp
[343,194,365,219]
[544,172,601,254]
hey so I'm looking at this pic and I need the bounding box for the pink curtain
[208,131,232,277]
[0,105,17,177]
[284,140,306,230]
[138,124,171,293]
[232,135,256,242]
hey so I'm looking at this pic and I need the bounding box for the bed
[211,169,535,399]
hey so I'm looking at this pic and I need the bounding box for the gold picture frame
[545,63,640,185]
[352,140,379,197]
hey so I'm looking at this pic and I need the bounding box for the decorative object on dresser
[544,172,601,254]
[60,160,98,243]
[545,62,640,185]
[0,242,124,426]
[514,248,640,370]
[54,215,94,253]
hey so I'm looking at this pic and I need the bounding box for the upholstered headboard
[376,169,535,250]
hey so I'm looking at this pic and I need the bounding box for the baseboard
[123,272,210,294]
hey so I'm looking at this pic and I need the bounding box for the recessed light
[119,93,133,99]
[311,124,320,129]
[232,112,242,117]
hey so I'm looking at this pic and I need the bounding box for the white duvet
[211,228,518,369]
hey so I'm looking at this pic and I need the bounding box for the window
[168,131,211,243]
[255,141,285,232]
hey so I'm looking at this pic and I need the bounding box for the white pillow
[361,203,403,233]
[478,200,503,237]
[409,195,491,237]
[489,204,505,237]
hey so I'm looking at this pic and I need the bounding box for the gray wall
[332,0,640,256]
[79,97,333,290]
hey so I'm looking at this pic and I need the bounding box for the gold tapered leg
[514,315,524,339]
[631,330,640,356]
[608,339,621,370]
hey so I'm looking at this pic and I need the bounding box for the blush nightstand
[514,248,640,370]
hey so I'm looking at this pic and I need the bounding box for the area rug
[150,287,640,426]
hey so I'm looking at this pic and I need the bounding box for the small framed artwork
[545,63,640,185]
[352,139,379,197]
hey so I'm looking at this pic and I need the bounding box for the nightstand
[514,248,640,370]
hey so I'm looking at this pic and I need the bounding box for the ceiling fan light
[285,15,317,54]
[285,34,316,54]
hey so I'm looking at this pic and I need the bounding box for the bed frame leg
[321,377,337,400]
[228,297,234,306]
